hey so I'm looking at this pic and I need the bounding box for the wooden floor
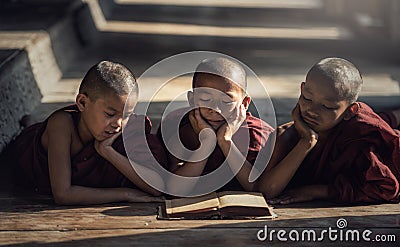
[1,1,400,246]
[0,177,399,246]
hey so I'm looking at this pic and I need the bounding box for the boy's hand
[125,188,165,202]
[95,132,121,158]
[189,108,213,135]
[292,104,318,148]
[217,104,246,142]
[268,185,328,205]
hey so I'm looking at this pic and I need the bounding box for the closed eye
[302,95,312,102]
[199,98,211,102]
[323,105,338,110]
[105,112,115,117]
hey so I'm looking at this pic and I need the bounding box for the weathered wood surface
[0,190,399,246]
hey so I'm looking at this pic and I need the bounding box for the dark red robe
[158,107,274,191]
[286,102,400,203]
[379,111,399,129]
[10,105,167,194]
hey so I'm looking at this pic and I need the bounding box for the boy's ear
[242,95,251,110]
[300,82,305,92]
[76,93,88,111]
[343,102,359,120]
[187,91,194,107]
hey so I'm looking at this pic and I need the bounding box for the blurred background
[0,0,400,153]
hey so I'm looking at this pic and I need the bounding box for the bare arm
[46,112,160,205]
[166,137,214,195]
[216,104,256,191]
[268,185,330,204]
[166,149,210,195]
[95,135,164,196]
[258,104,318,198]
[217,139,256,191]
[258,132,315,198]
[166,109,215,194]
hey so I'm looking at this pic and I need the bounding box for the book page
[166,192,219,215]
[217,191,269,209]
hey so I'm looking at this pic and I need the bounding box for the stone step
[91,0,350,42]
[0,0,94,153]
[101,0,332,28]
[85,0,400,62]
[113,0,324,9]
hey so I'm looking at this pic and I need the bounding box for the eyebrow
[303,87,313,95]
[303,87,340,106]
[323,98,341,104]
[106,106,121,113]
[225,92,236,99]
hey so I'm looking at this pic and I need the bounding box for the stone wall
[0,50,42,152]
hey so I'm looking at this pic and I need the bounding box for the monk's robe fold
[288,102,400,203]
[379,111,399,129]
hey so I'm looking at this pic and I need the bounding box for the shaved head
[306,57,363,103]
[79,60,138,101]
[193,57,247,93]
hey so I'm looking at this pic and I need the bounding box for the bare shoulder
[46,111,75,132]
[277,121,298,143]
[265,121,299,169]
[41,111,75,150]
[275,121,299,156]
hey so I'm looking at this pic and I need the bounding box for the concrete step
[101,0,333,28]
[0,0,94,153]
[85,0,399,62]
[112,0,324,9]
[81,0,400,62]
[92,0,351,41]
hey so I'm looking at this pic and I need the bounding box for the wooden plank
[1,201,399,231]
[0,228,398,246]
[1,212,398,231]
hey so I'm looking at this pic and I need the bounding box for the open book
[157,191,277,220]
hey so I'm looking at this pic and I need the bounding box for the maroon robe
[379,111,399,129]
[10,105,167,194]
[158,107,274,191]
[287,102,400,203]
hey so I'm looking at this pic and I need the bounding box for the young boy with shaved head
[258,57,400,204]
[10,61,166,205]
[158,57,274,195]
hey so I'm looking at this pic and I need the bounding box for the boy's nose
[205,100,222,113]
[111,118,123,129]
[304,103,320,116]
[209,104,222,114]
[307,108,319,118]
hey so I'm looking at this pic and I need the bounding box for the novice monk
[158,57,274,195]
[9,61,166,205]
[258,57,400,204]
